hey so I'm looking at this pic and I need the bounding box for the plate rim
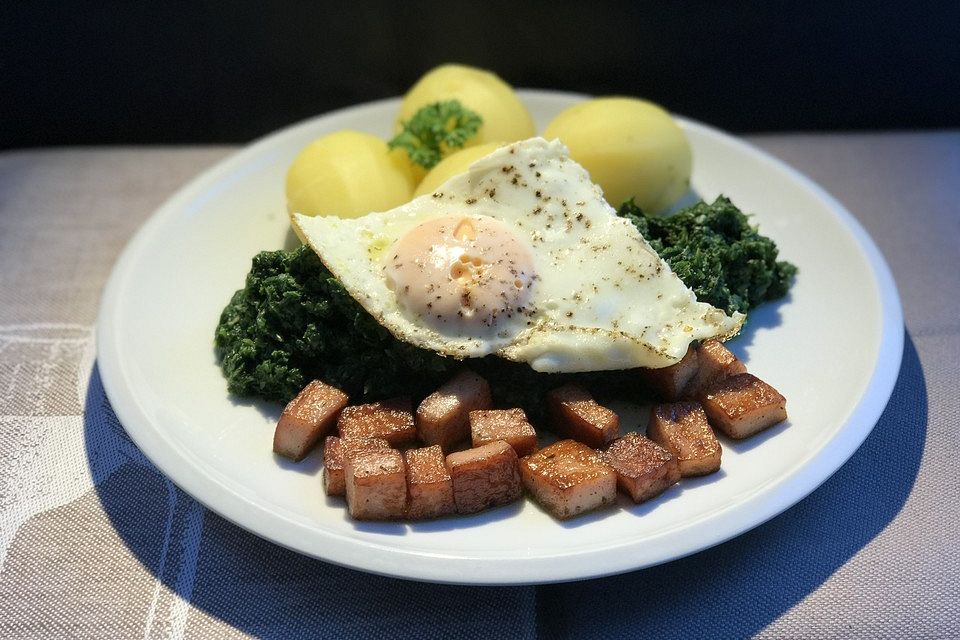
[96,89,904,584]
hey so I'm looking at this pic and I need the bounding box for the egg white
[294,138,743,372]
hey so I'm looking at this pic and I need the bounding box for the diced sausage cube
[520,440,617,519]
[638,345,699,400]
[604,432,680,503]
[344,446,407,520]
[701,373,787,439]
[647,401,721,477]
[336,397,416,446]
[446,441,522,514]
[322,436,345,496]
[416,370,492,451]
[323,436,391,497]
[546,384,619,448]
[685,339,747,399]
[404,446,456,520]
[469,408,538,456]
[274,380,349,461]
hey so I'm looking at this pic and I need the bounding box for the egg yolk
[384,214,536,336]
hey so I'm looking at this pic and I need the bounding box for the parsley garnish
[388,100,483,169]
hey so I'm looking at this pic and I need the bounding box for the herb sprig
[388,100,482,169]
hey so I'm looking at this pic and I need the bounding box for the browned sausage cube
[638,345,699,400]
[344,446,407,520]
[520,440,617,519]
[323,436,391,497]
[546,384,619,448]
[337,397,416,446]
[322,436,345,496]
[446,441,522,514]
[274,380,349,461]
[685,339,747,399]
[404,445,456,520]
[416,370,492,451]
[469,408,538,456]
[604,432,680,503]
[647,401,721,477]
[701,373,787,439]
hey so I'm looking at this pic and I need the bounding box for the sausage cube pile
[273,339,788,521]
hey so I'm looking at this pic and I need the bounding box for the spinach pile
[215,197,795,405]
[618,196,797,315]
[214,247,453,403]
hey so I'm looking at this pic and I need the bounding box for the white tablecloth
[0,133,957,638]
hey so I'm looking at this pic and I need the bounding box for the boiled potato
[286,130,416,225]
[413,141,505,197]
[397,64,535,147]
[543,97,692,213]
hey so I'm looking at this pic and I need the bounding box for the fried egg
[294,138,743,372]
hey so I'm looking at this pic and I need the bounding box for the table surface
[0,132,957,639]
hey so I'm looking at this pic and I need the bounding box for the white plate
[97,90,903,584]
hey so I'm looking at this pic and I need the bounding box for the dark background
[3,0,959,150]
